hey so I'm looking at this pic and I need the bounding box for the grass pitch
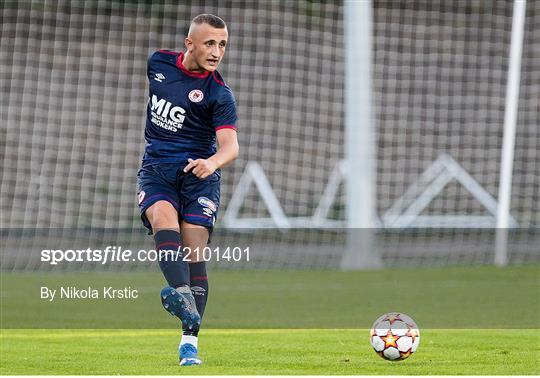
[1,265,539,374]
[1,328,538,375]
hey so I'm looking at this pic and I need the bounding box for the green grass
[2,266,539,328]
[1,328,538,375]
[1,266,539,374]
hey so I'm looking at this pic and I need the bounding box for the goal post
[495,0,527,267]
[340,0,382,270]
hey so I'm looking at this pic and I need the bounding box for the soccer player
[137,14,238,366]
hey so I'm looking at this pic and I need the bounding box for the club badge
[188,89,204,103]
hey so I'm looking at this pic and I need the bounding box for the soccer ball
[370,312,420,361]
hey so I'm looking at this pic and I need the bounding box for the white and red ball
[370,312,420,361]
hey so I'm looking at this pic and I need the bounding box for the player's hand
[183,158,218,179]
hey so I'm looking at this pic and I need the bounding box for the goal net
[1,1,538,271]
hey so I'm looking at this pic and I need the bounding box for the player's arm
[184,129,239,179]
[209,128,239,168]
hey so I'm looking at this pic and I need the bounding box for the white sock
[180,334,198,349]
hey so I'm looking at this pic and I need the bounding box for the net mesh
[1,0,538,270]
[374,0,538,226]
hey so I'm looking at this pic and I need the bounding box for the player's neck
[181,51,207,74]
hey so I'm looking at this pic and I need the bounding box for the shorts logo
[188,89,204,103]
[198,197,217,212]
[138,191,146,204]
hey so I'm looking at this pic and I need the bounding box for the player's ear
[184,37,192,51]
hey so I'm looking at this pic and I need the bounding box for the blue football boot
[179,343,202,366]
[160,286,201,332]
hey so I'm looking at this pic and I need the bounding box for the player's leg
[176,221,209,366]
[180,176,218,324]
[145,201,201,334]
[177,171,220,366]
[182,222,210,319]
[145,201,188,287]
[137,165,201,338]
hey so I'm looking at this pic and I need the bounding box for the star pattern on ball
[381,330,399,348]
[384,313,402,324]
[400,351,412,359]
[406,327,419,342]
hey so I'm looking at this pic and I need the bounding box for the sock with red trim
[189,261,208,319]
[154,230,190,288]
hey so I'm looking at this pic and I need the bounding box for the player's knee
[146,200,179,230]
[181,222,209,262]
[182,223,209,243]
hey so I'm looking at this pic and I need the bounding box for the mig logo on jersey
[149,94,186,132]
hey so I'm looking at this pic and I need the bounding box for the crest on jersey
[188,89,204,103]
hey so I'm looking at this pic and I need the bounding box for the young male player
[137,14,238,366]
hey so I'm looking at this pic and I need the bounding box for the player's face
[185,23,228,73]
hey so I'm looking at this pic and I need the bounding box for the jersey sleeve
[147,51,158,80]
[212,90,238,131]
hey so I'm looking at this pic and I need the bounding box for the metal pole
[341,0,382,269]
[495,0,527,266]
